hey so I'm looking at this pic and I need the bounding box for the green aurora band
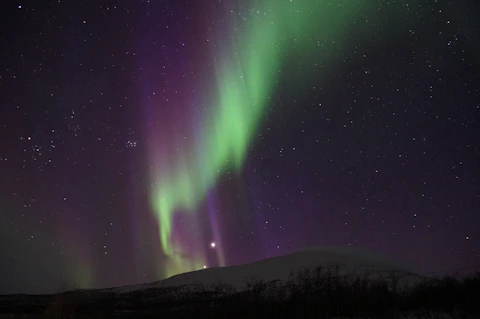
[149,0,391,277]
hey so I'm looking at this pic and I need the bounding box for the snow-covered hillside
[113,247,421,293]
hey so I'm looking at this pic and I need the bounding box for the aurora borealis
[1,0,479,294]
[146,0,370,277]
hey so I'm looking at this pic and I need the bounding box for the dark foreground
[1,267,479,318]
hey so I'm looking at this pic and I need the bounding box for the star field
[0,0,479,294]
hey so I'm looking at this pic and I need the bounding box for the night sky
[1,0,479,294]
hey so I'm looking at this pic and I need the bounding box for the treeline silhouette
[0,265,479,318]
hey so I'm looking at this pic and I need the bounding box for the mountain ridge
[108,247,420,293]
